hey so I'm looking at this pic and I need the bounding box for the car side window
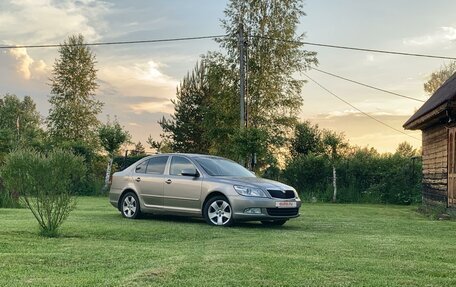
[135,160,148,173]
[170,156,195,176]
[146,156,168,174]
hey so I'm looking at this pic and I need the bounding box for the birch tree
[98,118,130,191]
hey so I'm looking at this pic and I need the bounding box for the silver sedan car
[109,153,301,226]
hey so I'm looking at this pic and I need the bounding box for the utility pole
[239,22,246,129]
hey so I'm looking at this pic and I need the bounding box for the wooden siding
[422,125,448,203]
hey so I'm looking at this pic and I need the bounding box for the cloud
[0,0,111,44]
[99,60,178,91]
[311,99,419,119]
[306,113,421,152]
[319,110,405,119]
[365,54,375,62]
[98,59,178,115]
[135,61,177,87]
[403,26,456,46]
[8,47,48,80]
[129,101,174,114]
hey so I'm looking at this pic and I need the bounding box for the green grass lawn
[1,197,456,286]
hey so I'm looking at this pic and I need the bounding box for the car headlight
[233,185,266,197]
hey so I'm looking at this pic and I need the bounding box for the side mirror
[181,168,199,177]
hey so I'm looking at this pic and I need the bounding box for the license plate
[275,201,297,208]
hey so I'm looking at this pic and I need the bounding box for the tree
[291,121,324,156]
[0,94,44,207]
[130,141,146,156]
[201,52,240,158]
[322,130,348,202]
[146,134,172,154]
[219,0,318,145]
[159,61,211,153]
[0,94,43,155]
[424,61,456,95]
[232,127,269,169]
[1,149,86,237]
[160,0,317,165]
[395,142,418,158]
[98,118,130,191]
[47,34,102,146]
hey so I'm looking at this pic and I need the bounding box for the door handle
[135,177,141,182]
[165,179,172,184]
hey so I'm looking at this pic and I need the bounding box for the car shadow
[139,213,206,225]
[138,213,303,230]
[233,221,303,230]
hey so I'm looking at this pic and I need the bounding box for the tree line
[280,121,422,204]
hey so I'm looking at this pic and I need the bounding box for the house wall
[422,124,448,203]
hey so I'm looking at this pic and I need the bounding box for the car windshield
[195,157,255,177]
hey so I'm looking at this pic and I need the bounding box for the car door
[163,156,202,213]
[133,156,169,208]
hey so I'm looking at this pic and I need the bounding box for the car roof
[147,153,223,159]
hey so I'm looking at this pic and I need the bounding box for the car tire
[120,192,141,219]
[261,220,287,226]
[203,196,234,226]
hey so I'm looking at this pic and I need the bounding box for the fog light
[244,208,262,214]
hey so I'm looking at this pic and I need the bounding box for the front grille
[267,189,295,199]
[266,208,299,217]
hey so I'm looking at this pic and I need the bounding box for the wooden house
[404,73,456,207]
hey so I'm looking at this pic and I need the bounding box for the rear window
[134,160,148,173]
[146,156,168,174]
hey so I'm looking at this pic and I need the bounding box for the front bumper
[228,195,301,221]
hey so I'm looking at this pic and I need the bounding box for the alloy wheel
[122,195,137,218]
[207,199,232,226]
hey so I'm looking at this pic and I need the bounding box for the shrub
[1,149,86,237]
[58,140,106,195]
[282,154,332,201]
[281,148,422,204]
[0,177,21,208]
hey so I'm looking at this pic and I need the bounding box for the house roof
[403,72,456,129]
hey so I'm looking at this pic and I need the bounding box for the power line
[311,67,425,103]
[0,35,227,49]
[303,73,421,142]
[1,34,455,62]
[251,35,456,60]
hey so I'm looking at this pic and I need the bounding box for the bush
[0,177,21,208]
[59,140,106,195]
[1,149,86,237]
[282,154,332,201]
[281,149,422,204]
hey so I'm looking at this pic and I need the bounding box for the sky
[1,0,456,153]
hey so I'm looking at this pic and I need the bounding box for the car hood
[211,176,295,191]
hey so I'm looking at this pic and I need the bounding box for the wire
[251,35,456,60]
[2,33,456,61]
[303,73,421,142]
[311,67,425,103]
[0,35,227,49]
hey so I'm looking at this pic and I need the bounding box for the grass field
[1,197,456,286]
